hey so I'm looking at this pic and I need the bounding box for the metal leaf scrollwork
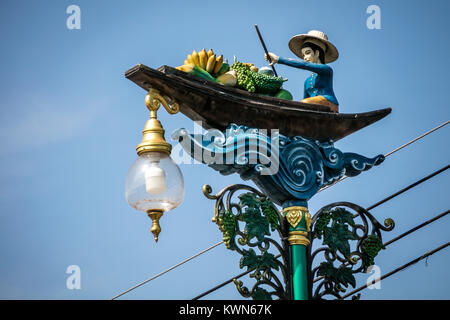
[203,184,291,300]
[309,202,395,300]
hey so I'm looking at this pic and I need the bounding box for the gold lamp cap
[136,89,180,156]
[136,118,172,156]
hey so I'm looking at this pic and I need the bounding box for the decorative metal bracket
[203,184,291,300]
[203,184,395,300]
[145,88,180,116]
[309,202,395,299]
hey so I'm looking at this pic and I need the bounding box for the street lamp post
[124,64,395,300]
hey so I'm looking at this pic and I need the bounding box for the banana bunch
[184,48,225,75]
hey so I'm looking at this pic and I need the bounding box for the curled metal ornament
[202,184,217,200]
[309,202,394,300]
[203,183,291,300]
[145,88,180,115]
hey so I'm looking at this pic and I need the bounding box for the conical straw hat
[288,30,339,63]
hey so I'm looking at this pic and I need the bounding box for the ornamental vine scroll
[203,184,291,300]
[202,184,395,301]
[309,202,395,300]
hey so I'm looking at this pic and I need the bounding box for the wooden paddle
[254,24,278,77]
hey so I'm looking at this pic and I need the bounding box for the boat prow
[125,64,391,141]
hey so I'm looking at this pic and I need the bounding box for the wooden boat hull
[125,64,391,141]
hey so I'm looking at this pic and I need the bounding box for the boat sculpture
[125,64,391,142]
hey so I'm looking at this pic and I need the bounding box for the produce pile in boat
[176,49,293,100]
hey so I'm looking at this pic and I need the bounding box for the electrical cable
[193,164,449,298]
[191,254,280,300]
[319,120,449,192]
[383,210,449,247]
[111,241,223,300]
[341,242,450,299]
[366,165,449,211]
[312,209,449,283]
[194,209,449,298]
[112,121,449,299]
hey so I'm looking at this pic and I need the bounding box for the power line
[111,241,223,300]
[193,209,449,298]
[342,242,450,299]
[193,165,449,298]
[112,121,448,299]
[129,164,447,300]
[312,209,449,283]
[319,120,449,192]
[383,210,449,247]
[192,123,449,298]
[366,164,449,211]
[192,254,279,300]
[384,120,449,157]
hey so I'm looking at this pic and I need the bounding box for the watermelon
[274,89,293,100]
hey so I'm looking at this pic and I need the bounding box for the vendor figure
[265,30,339,113]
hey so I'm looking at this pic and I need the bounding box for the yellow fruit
[199,48,207,69]
[216,70,237,86]
[187,54,192,64]
[213,55,223,74]
[184,59,189,65]
[191,50,200,67]
[250,66,258,73]
[176,63,195,72]
[206,54,216,73]
[207,49,214,59]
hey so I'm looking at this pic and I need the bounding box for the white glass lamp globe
[125,151,185,213]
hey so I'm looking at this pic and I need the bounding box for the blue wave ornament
[172,124,384,205]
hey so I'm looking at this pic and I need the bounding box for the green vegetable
[216,62,230,76]
[274,89,293,100]
[231,58,287,94]
[177,63,218,82]
[190,64,218,82]
[251,72,287,94]
[230,60,256,92]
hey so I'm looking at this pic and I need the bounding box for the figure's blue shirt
[278,57,339,105]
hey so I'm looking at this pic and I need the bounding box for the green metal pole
[290,244,309,299]
[283,204,311,300]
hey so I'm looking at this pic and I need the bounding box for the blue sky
[0,0,449,300]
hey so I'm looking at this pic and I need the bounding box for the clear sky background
[0,0,449,300]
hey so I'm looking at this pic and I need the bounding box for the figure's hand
[264,52,279,66]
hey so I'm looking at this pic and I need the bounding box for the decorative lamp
[125,89,184,242]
